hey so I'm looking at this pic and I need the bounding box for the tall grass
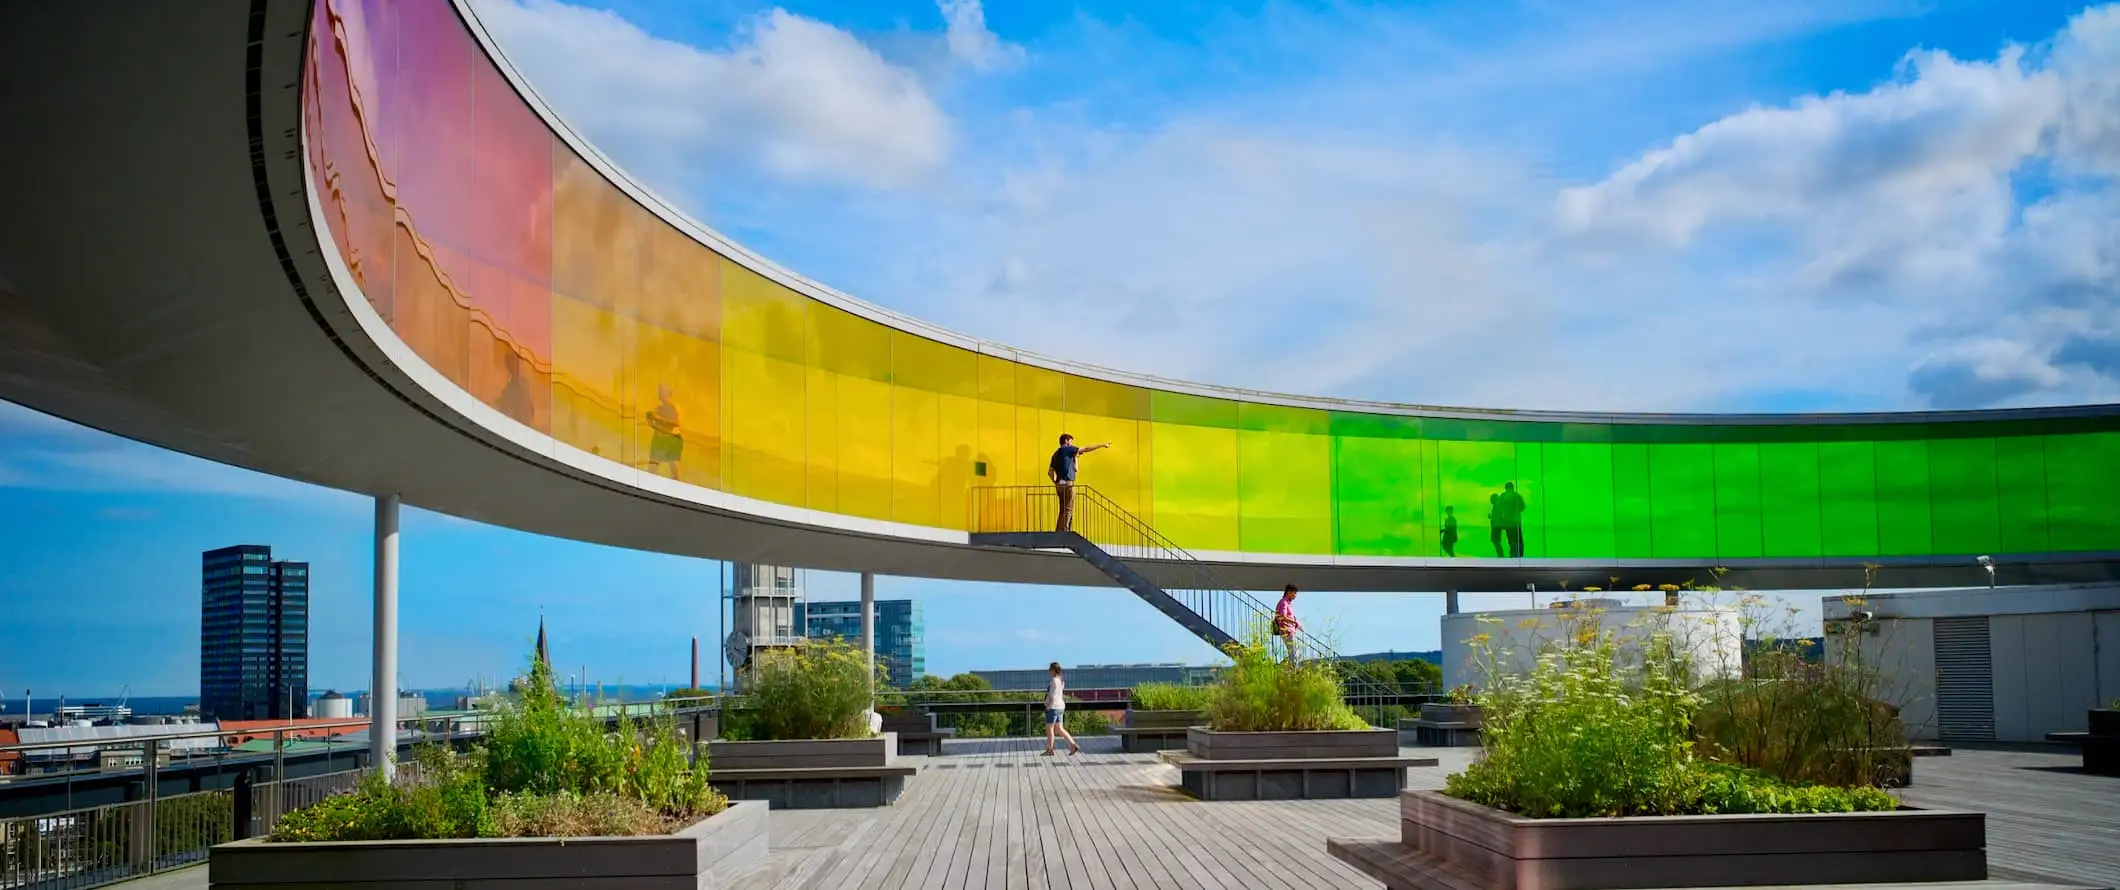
[1443,601,1897,818]
[273,647,722,842]
[1206,630,1367,732]
[1130,682,1212,712]
[737,639,877,741]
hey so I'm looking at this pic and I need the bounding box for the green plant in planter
[739,640,880,741]
[1131,682,1212,712]
[1206,630,1367,732]
[1443,604,1895,818]
[273,648,723,841]
[1445,684,1475,706]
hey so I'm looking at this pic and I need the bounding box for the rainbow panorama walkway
[126,741,2120,890]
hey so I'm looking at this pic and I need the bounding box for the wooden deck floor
[731,739,2120,890]
[128,740,2119,890]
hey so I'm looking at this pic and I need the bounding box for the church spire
[535,613,550,668]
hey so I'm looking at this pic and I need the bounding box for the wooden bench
[1159,750,1438,801]
[879,712,957,756]
[1113,726,1190,753]
[1325,837,2112,890]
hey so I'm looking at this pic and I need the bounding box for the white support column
[860,572,877,703]
[372,494,400,783]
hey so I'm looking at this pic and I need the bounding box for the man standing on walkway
[1048,433,1110,532]
[1493,482,1528,558]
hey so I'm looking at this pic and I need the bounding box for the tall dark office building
[200,545,310,720]
[797,599,924,687]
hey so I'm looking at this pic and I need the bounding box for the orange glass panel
[468,56,551,284]
[638,220,720,342]
[550,294,635,464]
[551,150,640,318]
[636,322,721,489]
[392,232,473,387]
[307,0,396,320]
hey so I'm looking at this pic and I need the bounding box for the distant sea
[5,685,709,719]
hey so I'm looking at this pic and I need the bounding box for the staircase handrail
[968,485,1395,704]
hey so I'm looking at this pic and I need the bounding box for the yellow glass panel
[836,374,895,520]
[1063,412,1146,518]
[805,366,839,514]
[637,219,719,341]
[974,355,1017,486]
[895,331,979,399]
[1150,421,1240,551]
[720,261,806,363]
[1238,428,1334,553]
[809,302,891,381]
[939,393,980,529]
[549,293,635,465]
[722,348,806,506]
[550,151,639,318]
[892,385,941,525]
[633,322,719,489]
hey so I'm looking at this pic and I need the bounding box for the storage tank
[1440,601,1742,691]
[314,691,353,719]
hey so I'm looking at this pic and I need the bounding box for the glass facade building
[200,545,309,721]
[300,0,2120,569]
[798,599,925,687]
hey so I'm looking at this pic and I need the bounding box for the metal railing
[0,698,714,890]
[969,484,1405,722]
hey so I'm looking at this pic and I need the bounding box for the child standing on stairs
[1043,662,1082,756]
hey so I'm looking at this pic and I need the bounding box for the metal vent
[1933,617,1995,742]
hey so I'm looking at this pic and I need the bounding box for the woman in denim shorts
[1042,662,1081,756]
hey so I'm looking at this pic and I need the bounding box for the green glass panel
[1149,389,1237,428]
[1758,442,1823,557]
[1333,435,1427,556]
[1994,436,2049,554]
[1237,428,1333,553]
[1818,441,1880,557]
[1927,437,2000,556]
[1648,444,1715,558]
[1874,439,1933,556]
[1612,443,1654,558]
[1237,401,1331,435]
[1516,444,1546,558]
[1540,442,1616,558]
[1713,443,1764,559]
[1435,440,1519,558]
[2045,431,2120,551]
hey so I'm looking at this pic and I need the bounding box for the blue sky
[5,0,2117,698]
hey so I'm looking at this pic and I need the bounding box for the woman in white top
[1043,662,1081,756]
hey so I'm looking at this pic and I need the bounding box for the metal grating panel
[1934,617,1995,742]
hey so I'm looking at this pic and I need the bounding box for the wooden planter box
[1186,727,1398,760]
[1419,702,1483,727]
[1126,709,1204,730]
[879,710,955,756]
[2090,708,2120,738]
[707,736,914,809]
[1400,790,1985,890]
[208,800,766,889]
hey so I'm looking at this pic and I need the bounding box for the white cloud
[939,0,1023,72]
[470,0,951,190]
[477,0,2120,413]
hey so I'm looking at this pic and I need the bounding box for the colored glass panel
[1758,442,1824,557]
[298,0,2120,566]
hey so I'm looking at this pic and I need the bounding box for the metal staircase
[968,486,1394,710]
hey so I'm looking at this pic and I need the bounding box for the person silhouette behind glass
[1492,481,1527,558]
[646,383,683,482]
[1488,493,1503,557]
[1440,506,1459,557]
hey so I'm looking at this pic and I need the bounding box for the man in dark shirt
[1493,481,1528,558]
[1048,433,1110,532]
